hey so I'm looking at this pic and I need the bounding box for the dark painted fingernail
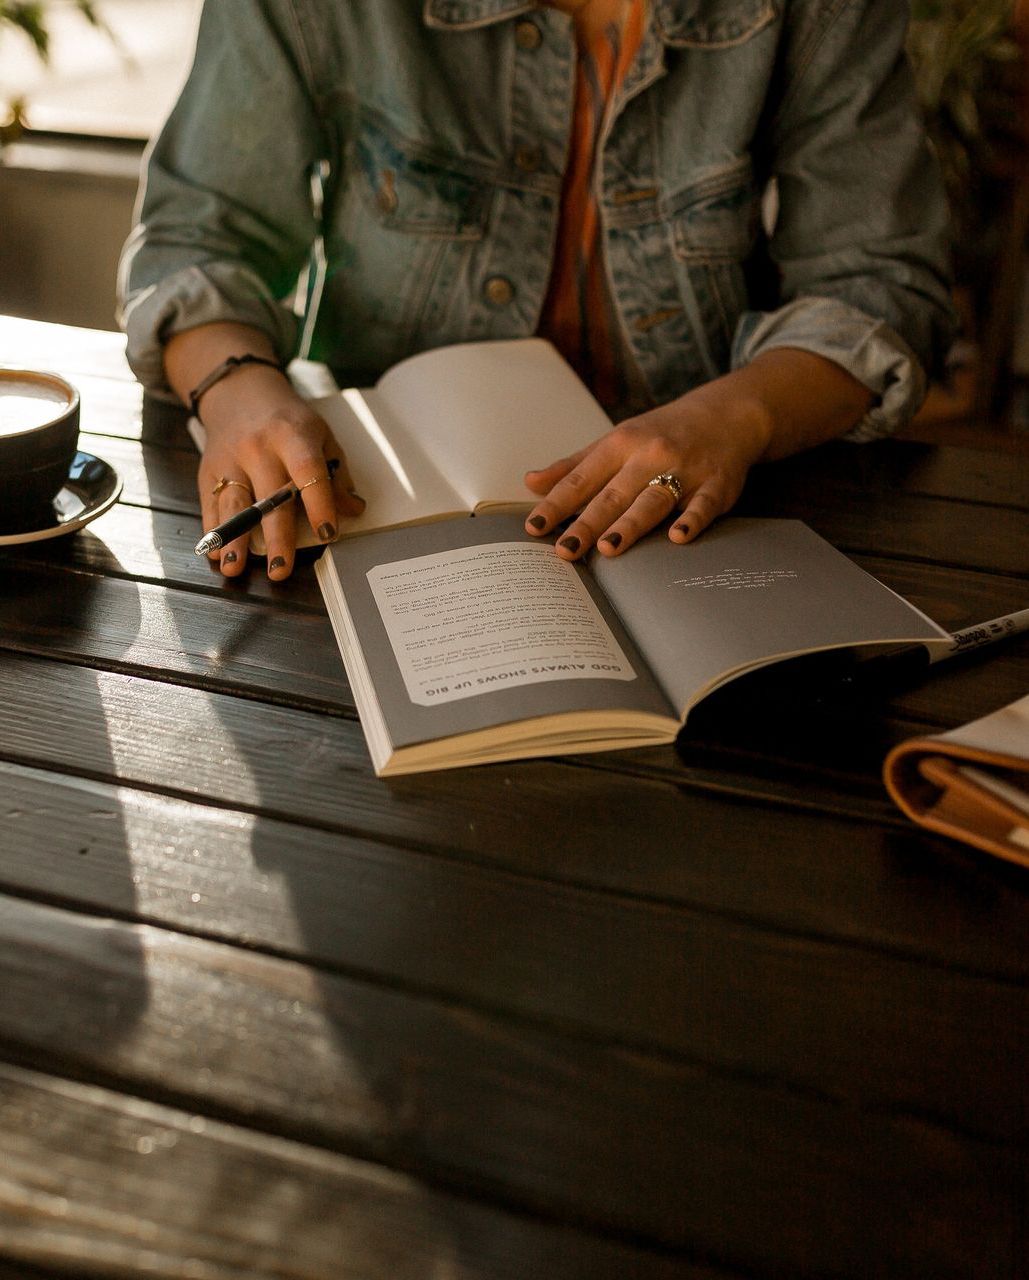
[269,556,286,572]
[317,521,337,542]
[674,522,690,536]
[600,532,622,549]
[558,535,580,553]
[222,551,237,565]
[528,515,546,531]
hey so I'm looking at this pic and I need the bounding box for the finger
[199,470,255,575]
[524,444,617,537]
[523,445,590,498]
[280,440,364,545]
[327,451,366,520]
[574,474,682,559]
[668,476,736,544]
[198,464,230,562]
[214,478,258,576]
[245,461,296,580]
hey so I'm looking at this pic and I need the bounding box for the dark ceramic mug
[0,369,80,533]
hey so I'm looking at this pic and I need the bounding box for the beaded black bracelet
[187,353,287,420]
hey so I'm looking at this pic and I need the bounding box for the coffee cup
[0,369,80,533]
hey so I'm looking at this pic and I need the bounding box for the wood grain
[0,727,1025,1140]
[3,757,1026,980]
[0,1063,711,1280]
[0,896,1020,1279]
[4,502,328,609]
[0,563,349,711]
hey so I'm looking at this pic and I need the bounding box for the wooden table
[0,315,1026,1280]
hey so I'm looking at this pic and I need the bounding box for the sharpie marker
[846,606,1029,691]
[935,607,1029,661]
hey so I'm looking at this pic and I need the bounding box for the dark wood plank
[80,431,198,515]
[751,438,1029,510]
[0,502,328,609]
[0,563,349,712]
[745,481,1029,576]
[0,595,1018,836]
[0,651,1023,930]
[0,665,1026,1138]
[67,370,146,441]
[4,760,1027,987]
[1,757,1026,1100]
[855,556,1029,634]
[0,1064,711,1280]
[0,894,1020,1279]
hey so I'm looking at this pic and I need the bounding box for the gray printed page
[591,518,950,717]
[326,513,674,749]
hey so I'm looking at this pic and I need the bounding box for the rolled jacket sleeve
[117,0,323,399]
[732,0,957,439]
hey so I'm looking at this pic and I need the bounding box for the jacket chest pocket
[330,117,493,367]
[354,122,491,240]
[666,156,760,368]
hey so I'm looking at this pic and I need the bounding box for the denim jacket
[119,0,955,435]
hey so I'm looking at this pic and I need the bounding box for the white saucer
[0,451,122,546]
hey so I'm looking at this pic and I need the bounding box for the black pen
[194,459,340,556]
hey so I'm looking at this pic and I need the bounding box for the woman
[118,0,954,579]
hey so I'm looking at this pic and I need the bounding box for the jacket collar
[425,0,777,44]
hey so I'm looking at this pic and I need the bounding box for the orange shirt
[537,0,646,411]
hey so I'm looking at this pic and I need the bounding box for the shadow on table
[0,550,151,1111]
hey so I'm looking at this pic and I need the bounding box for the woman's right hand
[165,324,364,579]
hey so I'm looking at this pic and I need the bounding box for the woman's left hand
[523,381,771,560]
[523,349,875,559]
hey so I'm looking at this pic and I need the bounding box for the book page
[322,513,673,749]
[592,518,950,717]
[312,387,462,532]
[187,388,462,553]
[374,339,612,510]
[934,691,1029,762]
[367,542,636,707]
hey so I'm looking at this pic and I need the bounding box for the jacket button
[515,144,542,173]
[515,20,542,49]
[484,276,515,306]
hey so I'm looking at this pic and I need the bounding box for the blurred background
[1,0,1027,445]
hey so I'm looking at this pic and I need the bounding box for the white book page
[313,387,463,534]
[374,339,612,510]
[938,692,1029,762]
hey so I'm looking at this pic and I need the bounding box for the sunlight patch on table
[95,671,262,808]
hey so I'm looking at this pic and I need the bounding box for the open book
[318,510,949,774]
[884,695,1029,869]
[190,338,950,774]
[204,338,615,553]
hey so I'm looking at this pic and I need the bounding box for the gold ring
[646,472,684,504]
[298,474,327,492]
[211,477,253,497]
